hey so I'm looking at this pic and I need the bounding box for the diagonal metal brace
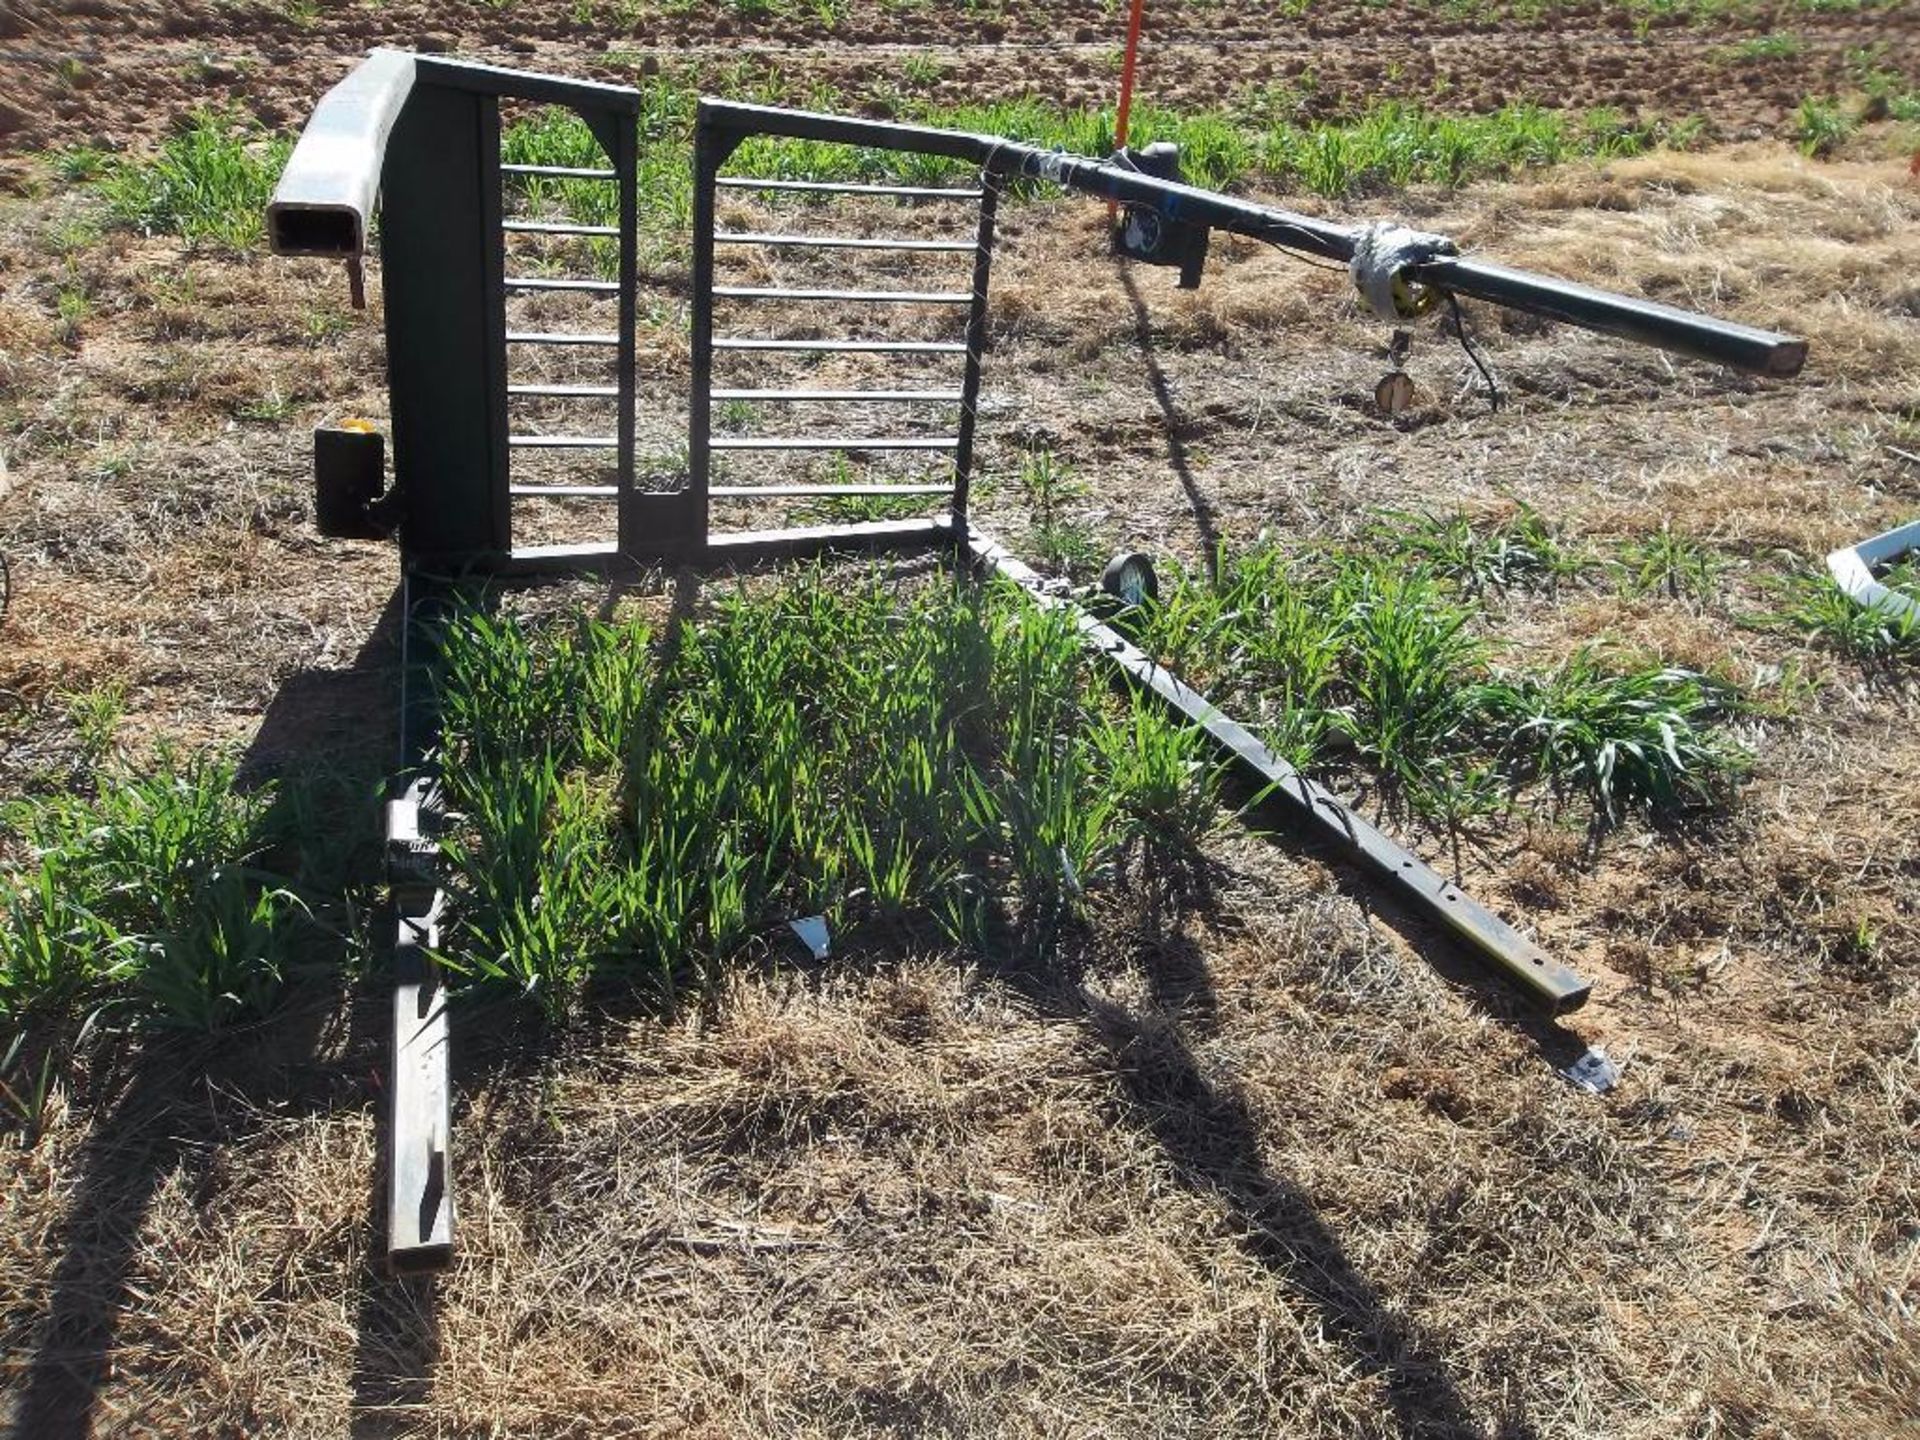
[966,528,1592,1014]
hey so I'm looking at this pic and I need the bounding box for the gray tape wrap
[1350,221,1459,322]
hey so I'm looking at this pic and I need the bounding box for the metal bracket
[1827,518,1920,622]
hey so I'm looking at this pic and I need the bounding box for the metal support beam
[966,529,1593,1014]
[385,782,454,1272]
[952,173,999,530]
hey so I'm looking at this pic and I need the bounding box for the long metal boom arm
[698,99,1807,378]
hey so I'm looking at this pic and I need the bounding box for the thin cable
[1446,291,1501,413]
[1255,233,1348,275]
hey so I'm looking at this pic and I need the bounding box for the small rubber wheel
[1375,371,1416,415]
[1100,551,1160,607]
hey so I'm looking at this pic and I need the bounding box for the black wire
[1445,291,1501,413]
[1255,233,1349,275]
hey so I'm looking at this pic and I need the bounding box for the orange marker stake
[1109,0,1146,220]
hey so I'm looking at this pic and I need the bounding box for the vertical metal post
[951,171,999,537]
[478,97,511,556]
[687,117,721,558]
[613,114,640,555]
[379,81,512,559]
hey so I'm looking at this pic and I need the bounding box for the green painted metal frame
[262,53,1836,1270]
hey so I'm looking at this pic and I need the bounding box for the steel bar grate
[711,436,960,452]
[715,232,974,253]
[712,338,967,354]
[715,178,983,199]
[709,388,963,403]
[712,286,971,305]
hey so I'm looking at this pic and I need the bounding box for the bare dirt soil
[3,3,1920,1438]
[5,0,1920,156]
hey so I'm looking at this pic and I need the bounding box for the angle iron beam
[385,781,454,1272]
[1826,519,1920,621]
[966,529,1592,1014]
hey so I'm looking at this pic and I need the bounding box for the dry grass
[4,128,1920,1437]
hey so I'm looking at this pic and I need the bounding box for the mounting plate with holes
[1100,551,1160,607]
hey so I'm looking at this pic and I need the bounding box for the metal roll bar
[695,99,1807,379]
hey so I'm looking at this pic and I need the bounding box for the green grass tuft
[1487,652,1747,822]
[1367,506,1582,597]
[1121,522,1750,835]
[99,114,291,250]
[1,749,299,1028]
[1773,566,1920,661]
[1614,526,1724,602]
[426,573,1219,1019]
[1793,98,1857,157]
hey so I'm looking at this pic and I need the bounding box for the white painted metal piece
[1560,1047,1621,1095]
[1826,519,1920,622]
[790,915,831,960]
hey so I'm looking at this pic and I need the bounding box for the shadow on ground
[8,588,411,1440]
[10,562,1580,1438]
